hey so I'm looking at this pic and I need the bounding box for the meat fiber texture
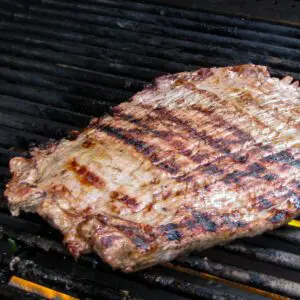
[5,64,300,272]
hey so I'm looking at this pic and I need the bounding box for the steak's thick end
[5,64,300,272]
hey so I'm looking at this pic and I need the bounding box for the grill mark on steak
[263,150,300,168]
[255,197,274,210]
[132,236,150,250]
[159,223,182,241]
[115,108,246,178]
[116,112,225,173]
[270,211,286,224]
[192,212,217,232]
[110,191,138,209]
[115,105,260,169]
[166,230,182,241]
[176,75,299,147]
[143,107,283,184]
[68,159,106,189]
[112,224,155,251]
[114,109,298,202]
[190,104,253,143]
[172,78,269,142]
[151,106,249,160]
[223,162,278,184]
[100,124,181,176]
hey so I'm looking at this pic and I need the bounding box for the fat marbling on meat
[5,64,300,272]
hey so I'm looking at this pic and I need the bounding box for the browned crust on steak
[5,64,300,272]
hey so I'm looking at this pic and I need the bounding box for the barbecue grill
[0,0,300,299]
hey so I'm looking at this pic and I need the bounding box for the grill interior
[0,1,300,299]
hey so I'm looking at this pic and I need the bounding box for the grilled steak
[5,64,300,272]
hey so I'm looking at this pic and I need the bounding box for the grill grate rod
[0,80,112,116]
[176,255,300,298]
[1,8,300,78]
[1,14,300,82]
[268,227,300,246]
[52,0,300,37]
[40,0,300,48]
[222,242,300,271]
[0,10,300,80]
[164,263,289,300]
[0,94,90,128]
[0,256,137,300]
[0,52,145,92]
[22,3,300,54]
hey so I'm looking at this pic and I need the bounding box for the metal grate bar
[55,0,300,36]
[0,108,74,138]
[176,255,300,298]
[41,0,300,49]
[25,4,300,53]
[0,80,112,115]
[1,6,300,79]
[268,227,300,246]
[0,126,47,149]
[0,67,130,103]
[0,52,145,93]
[0,34,166,81]
[21,5,300,63]
[0,95,90,128]
[222,242,300,271]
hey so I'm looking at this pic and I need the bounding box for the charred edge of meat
[196,68,213,80]
[29,138,59,153]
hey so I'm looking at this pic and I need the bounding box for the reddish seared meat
[5,64,300,272]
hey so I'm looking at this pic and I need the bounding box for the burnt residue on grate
[0,0,300,299]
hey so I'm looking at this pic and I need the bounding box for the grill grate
[0,0,300,299]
